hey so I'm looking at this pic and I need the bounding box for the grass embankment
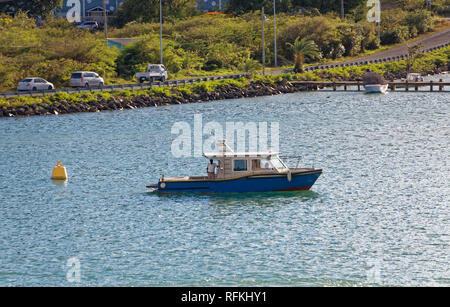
[0,78,250,108]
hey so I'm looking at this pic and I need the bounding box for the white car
[17,78,54,91]
[70,71,105,88]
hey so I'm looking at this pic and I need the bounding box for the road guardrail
[300,42,450,73]
[0,73,249,98]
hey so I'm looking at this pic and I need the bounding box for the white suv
[17,78,54,91]
[70,72,104,88]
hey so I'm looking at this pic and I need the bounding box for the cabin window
[251,159,260,170]
[252,159,272,170]
[233,160,247,172]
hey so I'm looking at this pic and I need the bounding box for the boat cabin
[203,140,289,180]
[204,151,289,180]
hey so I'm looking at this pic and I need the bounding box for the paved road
[338,26,450,65]
[0,73,248,98]
[272,25,450,73]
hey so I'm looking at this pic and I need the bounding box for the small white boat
[405,73,424,82]
[364,84,389,94]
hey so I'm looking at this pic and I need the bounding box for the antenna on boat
[217,140,234,153]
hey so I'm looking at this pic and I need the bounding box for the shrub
[430,0,450,15]
[238,59,262,74]
[323,40,346,59]
[278,16,339,62]
[202,59,223,71]
[405,10,433,34]
[381,9,408,30]
[338,25,361,56]
[435,5,450,16]
[357,22,379,51]
[397,0,426,10]
[191,81,216,93]
[115,36,202,78]
[204,42,252,69]
[381,26,410,45]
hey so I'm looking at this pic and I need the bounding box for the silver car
[17,78,54,91]
[76,21,99,31]
[70,72,105,88]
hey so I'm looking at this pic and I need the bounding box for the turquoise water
[0,87,449,286]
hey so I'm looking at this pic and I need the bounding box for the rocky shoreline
[0,80,308,118]
[2,69,448,118]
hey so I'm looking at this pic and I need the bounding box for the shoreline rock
[0,80,307,118]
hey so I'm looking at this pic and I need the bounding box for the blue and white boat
[147,141,322,193]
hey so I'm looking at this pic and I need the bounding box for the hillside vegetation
[0,2,448,91]
[0,13,118,91]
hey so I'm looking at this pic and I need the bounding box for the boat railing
[279,155,302,169]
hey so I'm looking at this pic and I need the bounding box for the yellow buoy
[51,161,68,180]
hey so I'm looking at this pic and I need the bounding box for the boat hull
[364,84,388,94]
[155,170,322,193]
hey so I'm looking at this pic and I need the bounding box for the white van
[70,72,104,88]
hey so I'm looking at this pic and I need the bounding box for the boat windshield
[270,157,288,170]
[250,157,287,171]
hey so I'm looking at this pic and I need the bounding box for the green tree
[290,0,365,14]
[405,10,433,34]
[225,0,366,15]
[238,59,262,76]
[287,37,320,73]
[0,0,62,18]
[430,0,450,15]
[277,16,337,62]
[225,0,271,14]
[115,37,202,77]
[0,13,119,90]
[406,43,423,74]
[113,0,197,27]
[397,0,426,11]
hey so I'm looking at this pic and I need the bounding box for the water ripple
[0,84,449,286]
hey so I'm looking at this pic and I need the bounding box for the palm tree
[287,37,321,73]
